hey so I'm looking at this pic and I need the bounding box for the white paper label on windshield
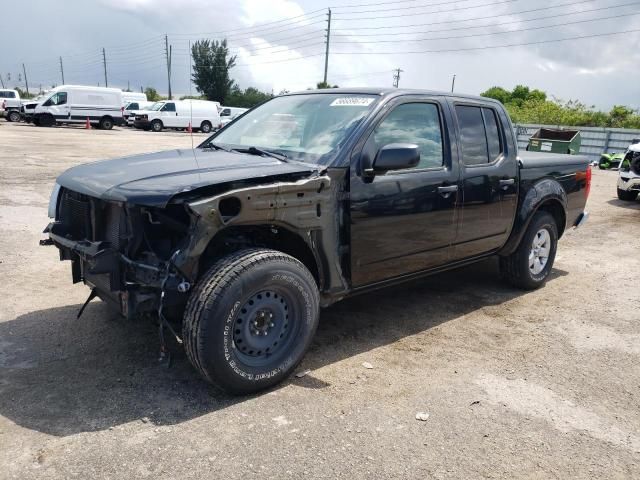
[330,97,374,107]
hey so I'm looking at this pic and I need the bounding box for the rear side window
[456,105,503,165]
[372,102,444,169]
[0,91,15,98]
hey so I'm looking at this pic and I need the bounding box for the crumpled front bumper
[43,221,173,319]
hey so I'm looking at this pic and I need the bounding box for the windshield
[208,93,378,164]
[150,102,165,111]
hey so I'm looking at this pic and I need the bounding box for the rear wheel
[617,188,638,201]
[500,211,558,290]
[7,110,21,122]
[151,119,163,132]
[183,249,320,394]
[200,121,212,133]
[99,116,114,130]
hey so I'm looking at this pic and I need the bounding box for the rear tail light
[575,165,592,199]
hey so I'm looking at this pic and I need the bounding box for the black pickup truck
[43,89,590,393]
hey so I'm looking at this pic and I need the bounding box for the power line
[331,11,640,44]
[330,27,640,55]
[332,0,521,20]
[330,0,596,30]
[332,0,515,15]
[330,0,640,36]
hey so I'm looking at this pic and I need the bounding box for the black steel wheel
[200,121,212,133]
[183,249,319,394]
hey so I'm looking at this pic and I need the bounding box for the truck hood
[56,148,320,207]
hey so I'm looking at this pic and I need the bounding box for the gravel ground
[0,121,639,479]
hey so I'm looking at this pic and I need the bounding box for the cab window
[127,102,139,110]
[371,102,444,170]
[161,102,176,112]
[43,92,67,107]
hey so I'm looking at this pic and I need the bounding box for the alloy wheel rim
[529,228,550,275]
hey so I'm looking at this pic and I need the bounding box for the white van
[123,100,155,125]
[219,106,249,126]
[33,85,123,129]
[134,99,221,133]
[122,91,147,105]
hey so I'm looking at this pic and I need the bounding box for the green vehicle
[598,152,626,170]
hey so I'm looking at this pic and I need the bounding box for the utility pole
[165,35,172,100]
[451,74,456,93]
[59,56,65,85]
[127,80,130,91]
[0,74,4,89]
[393,68,403,88]
[323,8,331,84]
[102,48,108,87]
[22,64,29,95]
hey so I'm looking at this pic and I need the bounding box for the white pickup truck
[0,89,22,122]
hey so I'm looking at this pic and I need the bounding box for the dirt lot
[0,121,638,479]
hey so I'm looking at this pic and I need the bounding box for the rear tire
[182,249,320,394]
[7,110,21,122]
[151,119,163,132]
[617,188,638,201]
[200,121,212,134]
[500,211,558,290]
[99,116,114,130]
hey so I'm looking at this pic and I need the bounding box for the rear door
[449,101,518,259]
[350,96,461,286]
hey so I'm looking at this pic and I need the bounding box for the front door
[350,98,460,287]
[161,102,177,127]
[450,103,518,258]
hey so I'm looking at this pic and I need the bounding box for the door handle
[437,185,458,198]
[499,178,515,190]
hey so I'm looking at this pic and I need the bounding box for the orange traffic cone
[187,122,192,134]
[85,117,90,129]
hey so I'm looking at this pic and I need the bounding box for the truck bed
[518,150,590,169]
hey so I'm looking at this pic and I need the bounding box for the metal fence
[514,123,640,163]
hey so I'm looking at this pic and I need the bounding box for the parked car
[42,89,590,394]
[122,100,155,125]
[0,89,22,122]
[219,106,248,126]
[617,143,640,201]
[33,85,124,129]
[134,99,221,133]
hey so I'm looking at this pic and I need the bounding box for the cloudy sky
[1,0,639,109]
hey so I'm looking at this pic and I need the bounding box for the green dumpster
[526,128,581,155]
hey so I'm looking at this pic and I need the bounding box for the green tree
[316,81,339,89]
[144,87,163,101]
[14,86,35,99]
[608,105,633,128]
[480,86,511,104]
[191,39,237,103]
[225,85,273,108]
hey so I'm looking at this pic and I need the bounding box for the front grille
[58,188,126,250]
[59,189,92,240]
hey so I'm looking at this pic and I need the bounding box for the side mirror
[373,143,420,173]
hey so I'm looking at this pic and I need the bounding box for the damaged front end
[43,187,195,320]
[43,169,348,321]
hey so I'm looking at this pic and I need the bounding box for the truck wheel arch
[499,179,568,257]
[197,224,323,289]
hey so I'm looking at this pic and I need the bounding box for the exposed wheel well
[198,225,321,286]
[537,200,566,238]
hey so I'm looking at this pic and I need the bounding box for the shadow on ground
[606,198,640,210]
[0,258,566,436]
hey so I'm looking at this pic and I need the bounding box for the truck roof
[285,87,501,105]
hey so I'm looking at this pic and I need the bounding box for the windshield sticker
[330,97,374,107]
